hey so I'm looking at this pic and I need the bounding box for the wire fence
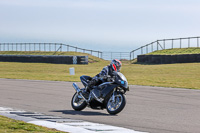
[1,36,200,61]
[0,43,130,60]
[102,52,130,61]
[130,36,200,60]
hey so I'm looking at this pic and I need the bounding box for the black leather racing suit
[89,65,114,88]
[79,65,114,99]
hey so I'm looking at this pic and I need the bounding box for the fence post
[146,45,148,54]
[60,44,62,52]
[7,43,9,51]
[188,38,190,48]
[163,40,165,49]
[180,39,182,48]
[49,43,50,51]
[157,41,159,50]
[141,47,143,55]
[172,39,174,49]
[197,38,199,47]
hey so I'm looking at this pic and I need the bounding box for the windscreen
[117,72,128,82]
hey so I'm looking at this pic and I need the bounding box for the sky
[1,0,200,52]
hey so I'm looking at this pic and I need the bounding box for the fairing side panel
[101,84,118,98]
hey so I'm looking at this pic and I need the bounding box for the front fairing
[114,72,129,90]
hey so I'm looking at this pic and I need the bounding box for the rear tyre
[71,92,87,111]
[106,93,126,115]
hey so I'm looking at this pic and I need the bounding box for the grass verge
[0,51,200,89]
[147,47,200,55]
[0,115,66,133]
[0,61,200,89]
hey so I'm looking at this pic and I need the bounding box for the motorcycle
[71,71,129,115]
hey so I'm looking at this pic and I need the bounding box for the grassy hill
[147,48,200,55]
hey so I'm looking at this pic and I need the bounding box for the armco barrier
[0,55,88,64]
[137,54,200,64]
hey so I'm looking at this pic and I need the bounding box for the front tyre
[106,93,126,115]
[71,92,87,111]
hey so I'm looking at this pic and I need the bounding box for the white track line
[0,107,147,133]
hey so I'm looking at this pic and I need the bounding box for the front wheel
[71,92,87,111]
[106,93,126,115]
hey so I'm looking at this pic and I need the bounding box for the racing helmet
[110,59,122,72]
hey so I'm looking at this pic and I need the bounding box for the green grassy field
[0,61,199,89]
[0,51,200,89]
[148,47,200,55]
[0,115,66,133]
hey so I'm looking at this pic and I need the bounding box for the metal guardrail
[0,55,88,64]
[130,36,200,60]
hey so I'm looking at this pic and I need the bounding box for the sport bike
[71,72,129,115]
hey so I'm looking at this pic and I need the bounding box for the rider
[84,59,122,100]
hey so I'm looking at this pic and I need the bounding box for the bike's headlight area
[118,80,128,89]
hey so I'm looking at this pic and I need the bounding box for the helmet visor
[116,63,121,72]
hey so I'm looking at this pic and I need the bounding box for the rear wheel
[106,93,126,115]
[71,92,87,111]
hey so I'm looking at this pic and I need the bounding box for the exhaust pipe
[72,83,81,93]
[72,83,88,103]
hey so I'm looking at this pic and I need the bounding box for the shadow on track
[50,110,111,116]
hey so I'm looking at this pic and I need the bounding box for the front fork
[112,88,116,102]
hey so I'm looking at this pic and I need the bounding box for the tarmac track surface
[0,78,200,133]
